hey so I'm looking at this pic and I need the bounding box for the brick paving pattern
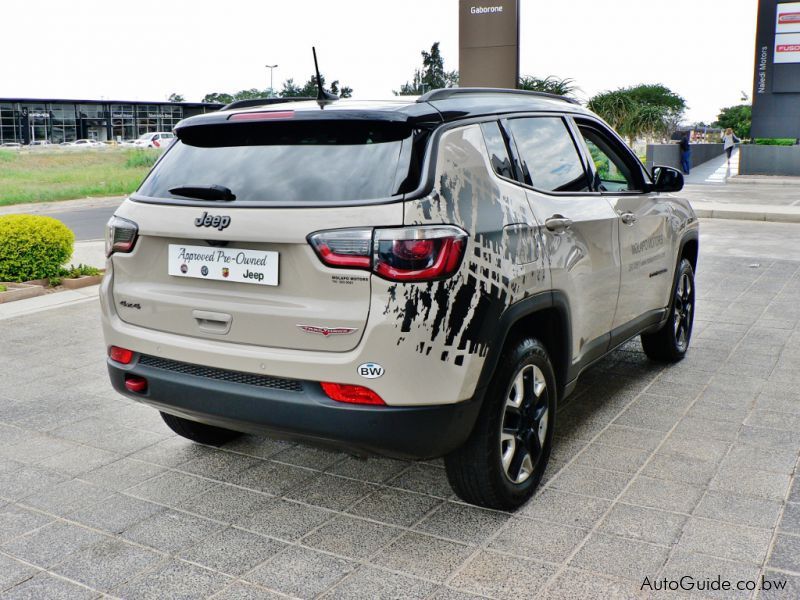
[1,251,799,599]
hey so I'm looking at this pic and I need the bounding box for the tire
[160,412,242,446]
[641,258,695,362]
[445,338,556,510]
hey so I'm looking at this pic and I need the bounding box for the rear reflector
[229,111,295,121]
[109,346,134,364]
[124,375,148,393]
[321,382,386,406]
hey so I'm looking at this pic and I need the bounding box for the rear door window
[507,117,588,192]
[479,121,515,180]
[137,121,415,204]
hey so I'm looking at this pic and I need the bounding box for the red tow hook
[124,375,148,393]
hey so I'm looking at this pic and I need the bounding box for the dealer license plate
[168,244,279,286]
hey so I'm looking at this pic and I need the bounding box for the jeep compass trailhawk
[102,89,698,509]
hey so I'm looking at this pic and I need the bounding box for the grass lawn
[0,148,159,206]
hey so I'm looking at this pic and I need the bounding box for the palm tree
[518,76,578,98]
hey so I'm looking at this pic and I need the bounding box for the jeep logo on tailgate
[195,211,231,231]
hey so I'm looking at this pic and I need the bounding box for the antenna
[312,46,339,108]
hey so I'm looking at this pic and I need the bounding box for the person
[721,128,740,163]
[679,132,691,174]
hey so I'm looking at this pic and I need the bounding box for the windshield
[137,120,419,204]
[138,133,152,140]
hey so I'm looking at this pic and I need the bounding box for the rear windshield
[136,120,417,204]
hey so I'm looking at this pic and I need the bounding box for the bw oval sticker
[357,363,385,379]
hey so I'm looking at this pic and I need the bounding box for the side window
[479,121,515,180]
[506,117,588,192]
[577,125,643,192]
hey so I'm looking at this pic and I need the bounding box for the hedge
[0,214,74,282]
[753,138,797,146]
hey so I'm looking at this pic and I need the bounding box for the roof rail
[417,87,580,105]
[220,97,314,111]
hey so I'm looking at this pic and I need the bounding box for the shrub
[0,284,6,292]
[754,138,796,146]
[125,149,160,169]
[0,215,74,282]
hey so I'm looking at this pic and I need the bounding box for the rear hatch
[111,107,426,352]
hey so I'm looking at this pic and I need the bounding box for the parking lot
[1,219,800,599]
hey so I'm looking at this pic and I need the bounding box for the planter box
[740,144,800,176]
[61,275,103,289]
[23,278,49,287]
[0,283,45,304]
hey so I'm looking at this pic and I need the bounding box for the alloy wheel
[673,272,694,351]
[500,364,549,484]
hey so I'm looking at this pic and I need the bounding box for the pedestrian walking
[721,128,740,163]
[679,132,691,174]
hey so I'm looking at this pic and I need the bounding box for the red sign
[777,44,800,52]
[779,12,800,24]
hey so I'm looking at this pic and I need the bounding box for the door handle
[620,212,637,225]
[544,215,573,233]
[192,310,232,335]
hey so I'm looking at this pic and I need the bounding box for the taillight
[105,216,138,257]
[229,111,295,121]
[152,139,160,148]
[321,382,385,405]
[374,227,466,281]
[109,346,134,364]
[308,225,467,283]
[308,228,372,268]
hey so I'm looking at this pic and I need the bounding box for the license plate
[168,244,278,286]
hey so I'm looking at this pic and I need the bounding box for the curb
[0,285,99,321]
[692,204,800,223]
[727,176,800,186]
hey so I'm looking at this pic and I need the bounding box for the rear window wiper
[168,185,236,201]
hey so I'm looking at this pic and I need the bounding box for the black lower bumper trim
[107,359,482,460]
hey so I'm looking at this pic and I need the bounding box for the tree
[588,84,687,145]
[233,88,265,101]
[168,93,185,103]
[396,42,458,95]
[279,74,352,99]
[518,75,578,98]
[715,104,751,139]
[202,92,234,105]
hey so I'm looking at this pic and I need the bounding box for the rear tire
[641,258,695,362]
[445,338,556,510]
[160,412,242,446]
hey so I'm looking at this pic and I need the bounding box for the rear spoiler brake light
[228,111,295,121]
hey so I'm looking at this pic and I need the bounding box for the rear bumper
[107,356,483,460]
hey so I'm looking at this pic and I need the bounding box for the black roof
[175,88,591,135]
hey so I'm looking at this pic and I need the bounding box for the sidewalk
[682,148,739,185]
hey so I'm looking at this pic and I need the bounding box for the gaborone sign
[459,0,519,88]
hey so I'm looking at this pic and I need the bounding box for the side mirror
[651,166,684,193]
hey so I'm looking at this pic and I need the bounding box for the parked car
[132,132,175,149]
[29,140,51,146]
[67,139,105,148]
[0,142,22,148]
[102,89,698,509]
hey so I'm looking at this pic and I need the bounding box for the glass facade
[0,99,218,145]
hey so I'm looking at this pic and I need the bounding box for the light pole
[266,64,278,97]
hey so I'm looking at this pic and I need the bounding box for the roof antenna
[312,46,339,108]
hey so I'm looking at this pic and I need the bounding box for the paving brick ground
[1,237,800,598]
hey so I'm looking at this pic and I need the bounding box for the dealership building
[0,98,222,145]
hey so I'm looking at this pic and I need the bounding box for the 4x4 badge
[297,325,358,337]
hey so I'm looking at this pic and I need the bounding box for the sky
[0,0,757,123]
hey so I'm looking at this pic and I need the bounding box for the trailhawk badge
[297,325,358,337]
[357,363,385,379]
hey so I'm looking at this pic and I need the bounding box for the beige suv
[102,89,698,509]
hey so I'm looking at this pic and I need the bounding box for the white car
[132,132,175,149]
[68,139,105,148]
